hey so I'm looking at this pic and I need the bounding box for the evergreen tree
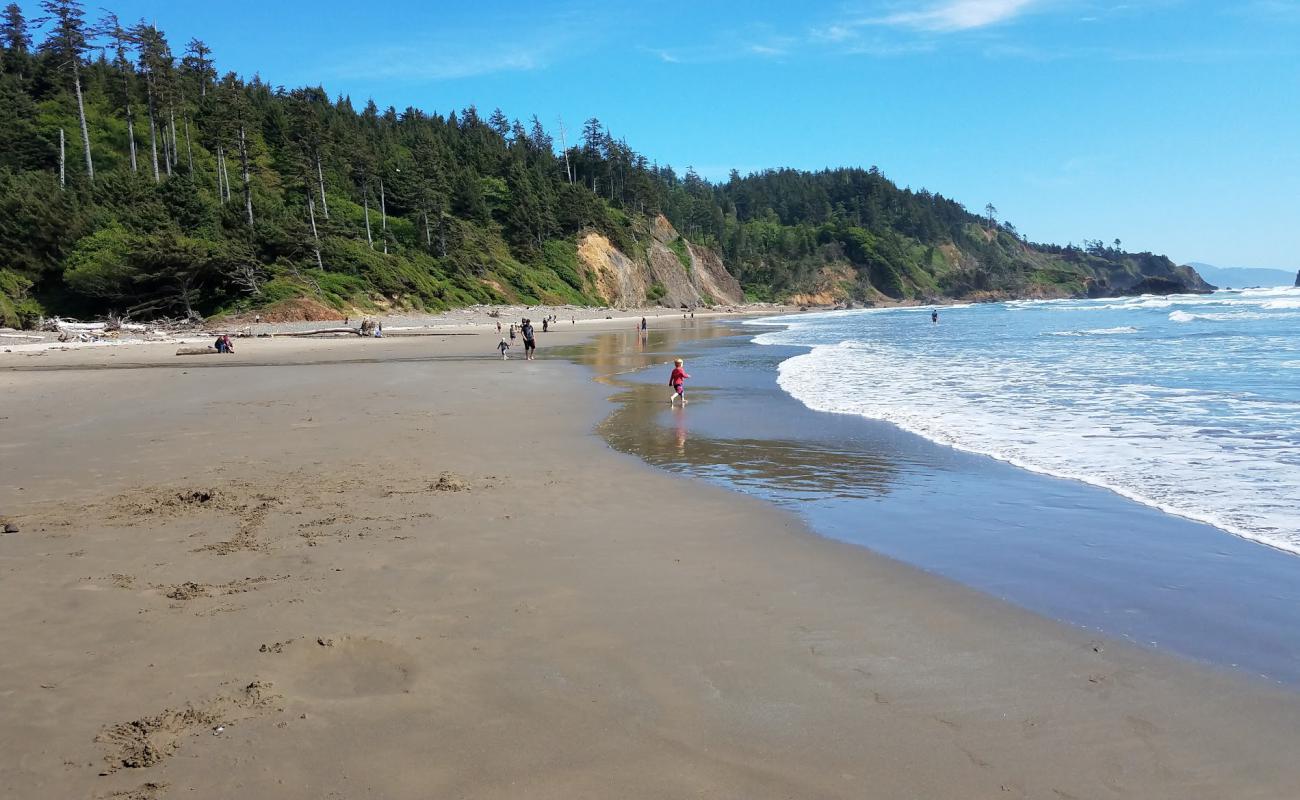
[37,0,94,182]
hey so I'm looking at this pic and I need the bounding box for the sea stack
[1294,269,1299,287]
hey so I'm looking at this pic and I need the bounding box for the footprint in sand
[271,635,418,700]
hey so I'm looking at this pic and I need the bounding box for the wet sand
[588,324,1300,685]
[2,324,1299,799]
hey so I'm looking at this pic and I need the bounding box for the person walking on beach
[522,318,537,360]
[641,317,647,332]
[497,320,502,334]
[668,358,690,405]
[497,337,511,360]
[509,324,516,342]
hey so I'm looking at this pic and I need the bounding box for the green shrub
[667,237,691,271]
[0,268,42,328]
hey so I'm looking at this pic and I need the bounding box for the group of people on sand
[493,312,693,405]
[497,318,536,360]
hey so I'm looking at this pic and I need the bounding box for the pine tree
[181,38,213,97]
[38,0,94,183]
[98,13,138,173]
[1,3,32,76]
[132,21,173,182]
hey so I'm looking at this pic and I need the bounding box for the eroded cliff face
[578,233,647,306]
[577,216,744,308]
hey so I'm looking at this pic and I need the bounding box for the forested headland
[0,1,1209,328]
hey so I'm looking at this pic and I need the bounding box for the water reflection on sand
[561,321,899,503]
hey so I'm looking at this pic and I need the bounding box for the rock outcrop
[577,216,744,308]
[1294,269,1299,288]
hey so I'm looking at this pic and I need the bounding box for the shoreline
[578,319,1300,686]
[3,323,1299,798]
[0,303,797,357]
[746,308,1299,558]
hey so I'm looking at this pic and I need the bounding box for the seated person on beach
[214,334,234,354]
[668,358,690,405]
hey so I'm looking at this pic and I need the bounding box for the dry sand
[2,325,1299,799]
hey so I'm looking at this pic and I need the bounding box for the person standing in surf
[668,358,690,405]
[931,309,939,324]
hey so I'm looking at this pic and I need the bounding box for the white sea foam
[1047,326,1139,337]
[751,293,1300,556]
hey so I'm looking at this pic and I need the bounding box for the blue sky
[31,0,1300,267]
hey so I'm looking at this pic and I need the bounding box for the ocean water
[750,287,1300,555]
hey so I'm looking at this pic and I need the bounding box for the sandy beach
[3,322,1299,799]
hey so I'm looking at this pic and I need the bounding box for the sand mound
[432,472,471,492]
[96,682,280,772]
[163,582,209,601]
[108,781,168,799]
[108,488,237,519]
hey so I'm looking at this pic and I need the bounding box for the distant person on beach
[931,309,939,324]
[509,324,516,341]
[497,337,510,360]
[641,317,647,331]
[497,320,502,334]
[522,319,536,360]
[214,334,234,354]
[543,318,549,333]
[668,358,690,405]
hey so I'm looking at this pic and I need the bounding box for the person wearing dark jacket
[522,319,536,360]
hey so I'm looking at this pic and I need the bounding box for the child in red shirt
[668,358,691,405]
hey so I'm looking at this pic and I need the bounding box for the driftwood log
[176,346,220,356]
[284,327,360,338]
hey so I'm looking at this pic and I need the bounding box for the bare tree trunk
[184,117,194,174]
[438,211,447,258]
[149,118,160,182]
[178,272,198,320]
[558,116,573,184]
[126,114,138,173]
[316,156,329,219]
[238,125,254,226]
[216,145,226,202]
[379,179,388,254]
[117,65,138,174]
[162,122,172,177]
[218,146,231,202]
[73,70,94,183]
[423,210,432,248]
[221,147,232,202]
[307,189,324,270]
[363,184,373,249]
[170,108,179,167]
[233,262,262,296]
[58,128,66,190]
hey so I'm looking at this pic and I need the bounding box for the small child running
[668,358,691,405]
[497,337,511,360]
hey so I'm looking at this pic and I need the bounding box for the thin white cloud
[335,44,550,81]
[871,0,1041,32]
